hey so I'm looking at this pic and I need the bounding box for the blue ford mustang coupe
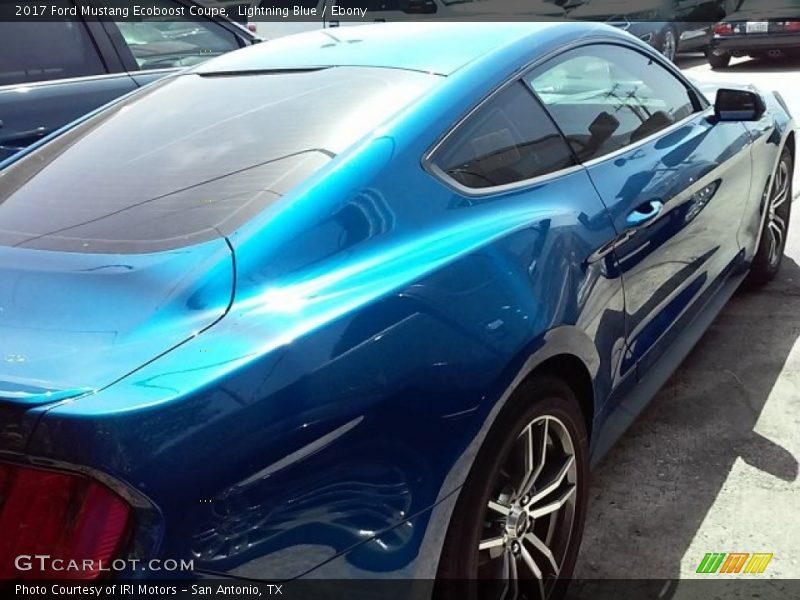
[0,21,794,595]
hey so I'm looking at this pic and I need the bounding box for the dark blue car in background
[0,21,794,598]
[0,0,256,161]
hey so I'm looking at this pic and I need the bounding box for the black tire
[746,147,793,288]
[435,375,589,600]
[708,50,731,69]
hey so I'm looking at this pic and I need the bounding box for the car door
[527,43,753,378]
[426,79,629,418]
[0,10,137,161]
[95,0,249,88]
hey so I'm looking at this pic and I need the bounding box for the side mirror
[713,88,766,122]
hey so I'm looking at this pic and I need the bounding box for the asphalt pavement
[574,54,800,584]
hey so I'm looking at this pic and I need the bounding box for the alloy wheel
[477,416,578,600]
[661,29,677,62]
[766,159,791,268]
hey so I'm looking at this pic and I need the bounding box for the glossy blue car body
[0,22,794,581]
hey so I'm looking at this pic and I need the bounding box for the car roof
[194,22,573,77]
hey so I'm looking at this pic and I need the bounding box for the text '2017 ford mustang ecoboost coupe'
[0,21,795,597]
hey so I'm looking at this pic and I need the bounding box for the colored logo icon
[696,552,773,574]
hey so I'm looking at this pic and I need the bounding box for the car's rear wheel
[746,147,793,287]
[435,376,589,600]
[659,26,678,62]
[708,49,731,69]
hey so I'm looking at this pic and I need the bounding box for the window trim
[423,37,710,197]
[0,71,137,92]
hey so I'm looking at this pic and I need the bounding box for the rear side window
[0,19,106,86]
[432,81,575,190]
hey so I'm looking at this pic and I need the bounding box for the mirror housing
[713,88,766,122]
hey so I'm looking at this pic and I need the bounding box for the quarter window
[527,45,697,162]
[433,81,576,190]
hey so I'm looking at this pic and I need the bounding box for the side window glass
[527,45,696,162]
[0,17,106,86]
[107,0,240,71]
[432,81,575,190]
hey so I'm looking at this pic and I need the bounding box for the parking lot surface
[575,55,800,582]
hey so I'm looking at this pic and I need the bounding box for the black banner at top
[0,0,799,23]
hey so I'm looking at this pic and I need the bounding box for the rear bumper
[711,33,800,53]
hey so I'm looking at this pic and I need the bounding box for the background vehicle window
[108,0,240,70]
[527,45,696,162]
[433,81,575,189]
[0,20,106,86]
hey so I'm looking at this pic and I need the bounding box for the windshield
[0,67,439,254]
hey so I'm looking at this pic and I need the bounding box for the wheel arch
[435,325,602,507]
[422,333,599,580]
[524,353,595,443]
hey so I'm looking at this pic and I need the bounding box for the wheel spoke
[524,532,560,576]
[519,545,546,600]
[488,500,511,516]
[529,484,576,519]
[528,454,575,506]
[772,188,788,210]
[771,162,789,208]
[479,536,505,551]
[501,552,519,600]
[768,230,778,263]
[769,221,784,253]
[518,419,547,498]
[520,424,535,496]
[773,214,787,233]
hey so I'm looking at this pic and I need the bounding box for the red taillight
[781,21,800,32]
[0,463,130,580]
[713,22,734,35]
